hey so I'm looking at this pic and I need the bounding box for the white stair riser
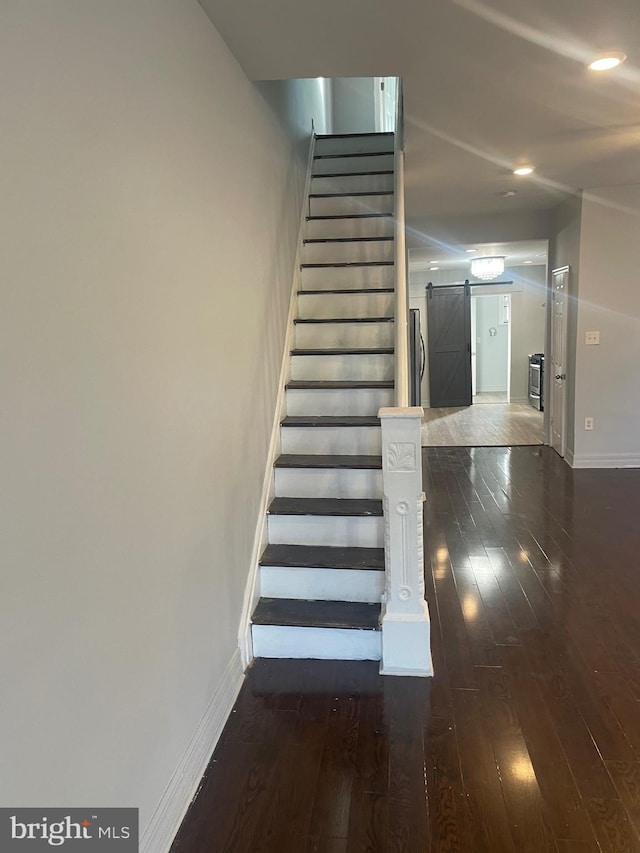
[274,467,382,499]
[290,353,393,382]
[267,514,383,547]
[306,216,394,241]
[286,387,394,416]
[281,426,381,455]
[309,194,393,217]
[260,566,384,603]
[313,154,394,174]
[315,134,394,156]
[310,174,393,195]
[295,321,394,349]
[298,291,394,319]
[251,624,381,660]
[303,241,394,265]
[301,264,394,290]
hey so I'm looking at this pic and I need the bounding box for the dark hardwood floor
[171,446,640,852]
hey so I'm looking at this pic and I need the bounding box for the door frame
[549,266,569,457]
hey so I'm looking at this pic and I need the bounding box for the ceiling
[199,0,640,221]
[410,239,548,272]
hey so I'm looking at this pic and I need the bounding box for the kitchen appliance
[528,353,544,411]
[409,308,426,406]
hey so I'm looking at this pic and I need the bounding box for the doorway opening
[409,240,547,446]
[471,292,511,404]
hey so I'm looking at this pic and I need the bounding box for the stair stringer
[237,132,317,670]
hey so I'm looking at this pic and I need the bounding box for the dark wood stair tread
[281,415,380,427]
[307,213,393,220]
[313,152,394,160]
[309,191,393,199]
[301,261,393,269]
[268,497,383,517]
[315,132,393,139]
[252,598,381,630]
[290,347,393,355]
[274,453,382,469]
[303,236,394,244]
[298,288,394,295]
[294,316,394,324]
[260,544,385,570]
[311,170,394,178]
[286,380,394,389]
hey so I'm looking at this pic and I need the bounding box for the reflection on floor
[422,401,543,446]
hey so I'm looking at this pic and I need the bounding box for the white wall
[406,208,553,250]
[571,184,640,466]
[509,266,547,403]
[331,77,377,134]
[258,76,333,139]
[0,0,326,843]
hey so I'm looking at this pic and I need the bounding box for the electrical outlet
[584,417,594,431]
[585,331,600,345]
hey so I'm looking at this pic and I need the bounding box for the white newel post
[378,407,433,677]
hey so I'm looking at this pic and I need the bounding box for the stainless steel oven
[528,353,544,410]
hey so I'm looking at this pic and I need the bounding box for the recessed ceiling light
[588,52,627,71]
[465,248,476,253]
[513,166,534,176]
[523,260,533,265]
[502,190,517,198]
[429,266,439,271]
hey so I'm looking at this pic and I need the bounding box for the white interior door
[550,266,569,457]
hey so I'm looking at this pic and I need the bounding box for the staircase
[250,131,397,661]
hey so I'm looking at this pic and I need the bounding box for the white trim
[237,133,317,669]
[565,447,575,466]
[550,266,569,458]
[141,650,244,853]
[568,452,640,469]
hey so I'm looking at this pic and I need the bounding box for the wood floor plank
[605,762,640,842]
[308,694,360,839]
[385,678,431,851]
[424,715,474,853]
[585,798,640,853]
[346,790,389,852]
[248,717,325,852]
[451,687,517,853]
[497,645,600,849]
[475,666,555,853]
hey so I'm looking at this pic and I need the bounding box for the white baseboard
[569,452,640,469]
[565,447,574,466]
[141,649,244,853]
[237,132,317,669]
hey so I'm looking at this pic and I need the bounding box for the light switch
[585,331,600,345]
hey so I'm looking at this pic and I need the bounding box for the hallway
[171,447,640,852]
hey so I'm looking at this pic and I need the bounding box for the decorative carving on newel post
[378,407,433,677]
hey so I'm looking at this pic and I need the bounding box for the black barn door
[427,284,472,407]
